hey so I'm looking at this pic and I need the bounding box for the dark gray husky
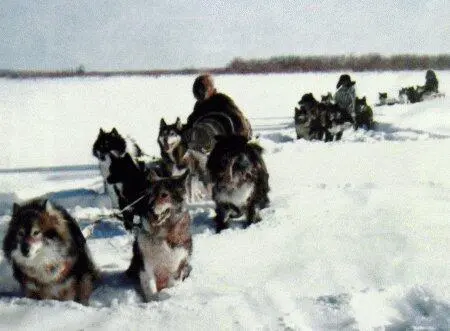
[207,135,270,233]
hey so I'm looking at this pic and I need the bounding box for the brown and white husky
[133,171,192,301]
[2,199,99,305]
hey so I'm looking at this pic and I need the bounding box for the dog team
[294,70,443,141]
[2,69,442,304]
[376,69,444,106]
[295,73,376,141]
[3,73,270,304]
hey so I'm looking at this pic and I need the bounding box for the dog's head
[355,96,367,106]
[158,118,184,154]
[321,92,333,104]
[294,105,308,124]
[207,135,263,186]
[92,128,126,160]
[298,93,318,113]
[142,171,189,229]
[355,96,368,114]
[3,199,76,262]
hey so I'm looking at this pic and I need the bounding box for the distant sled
[375,91,446,107]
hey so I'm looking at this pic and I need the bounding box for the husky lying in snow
[207,135,270,233]
[2,199,98,305]
[375,92,399,106]
[131,171,192,301]
[92,128,144,208]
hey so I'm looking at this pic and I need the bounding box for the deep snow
[0,71,449,330]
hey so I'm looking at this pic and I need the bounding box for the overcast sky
[1,0,449,70]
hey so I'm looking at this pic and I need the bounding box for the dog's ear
[99,128,105,135]
[45,200,55,214]
[160,118,166,129]
[111,128,119,136]
[175,117,182,130]
[362,96,366,103]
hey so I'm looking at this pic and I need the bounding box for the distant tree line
[224,54,450,73]
[0,68,199,79]
[1,54,449,79]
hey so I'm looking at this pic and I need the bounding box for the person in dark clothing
[184,74,252,153]
[422,70,439,94]
[334,74,356,120]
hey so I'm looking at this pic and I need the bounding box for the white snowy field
[0,71,449,330]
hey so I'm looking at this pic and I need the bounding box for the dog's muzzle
[20,242,30,257]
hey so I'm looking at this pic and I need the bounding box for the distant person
[422,69,439,94]
[334,74,356,119]
[184,74,252,152]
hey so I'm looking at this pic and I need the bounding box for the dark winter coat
[184,93,252,152]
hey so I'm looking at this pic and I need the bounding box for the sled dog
[107,152,150,230]
[3,199,98,304]
[354,96,375,130]
[134,171,192,301]
[207,135,270,233]
[92,127,144,208]
[295,93,327,140]
[158,118,210,202]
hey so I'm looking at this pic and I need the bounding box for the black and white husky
[2,199,99,304]
[133,171,192,301]
[207,135,270,233]
[158,118,189,177]
[92,128,144,209]
[106,152,150,230]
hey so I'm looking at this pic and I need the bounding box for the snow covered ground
[0,71,449,330]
